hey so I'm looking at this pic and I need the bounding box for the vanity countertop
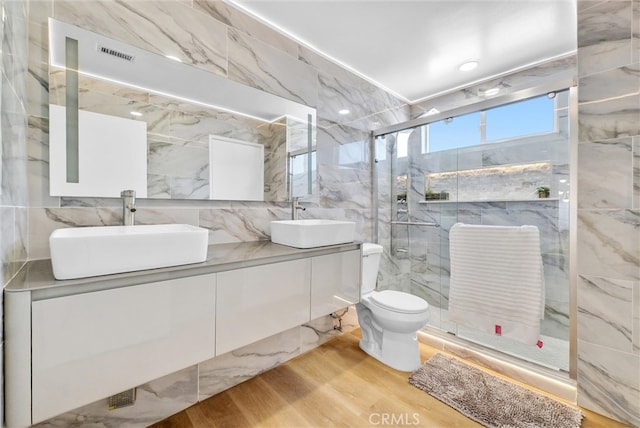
[5,240,362,299]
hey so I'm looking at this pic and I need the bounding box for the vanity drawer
[31,274,216,424]
[215,259,311,355]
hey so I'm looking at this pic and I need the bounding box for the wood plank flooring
[151,330,629,427]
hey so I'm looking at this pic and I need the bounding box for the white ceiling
[229,0,577,103]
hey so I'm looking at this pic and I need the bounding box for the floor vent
[108,388,137,410]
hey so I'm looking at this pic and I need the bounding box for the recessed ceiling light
[458,61,478,72]
[130,111,143,117]
[338,109,350,115]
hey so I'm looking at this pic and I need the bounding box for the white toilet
[356,243,429,371]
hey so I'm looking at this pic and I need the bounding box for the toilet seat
[370,290,429,314]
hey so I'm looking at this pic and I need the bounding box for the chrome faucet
[121,190,137,226]
[291,196,306,220]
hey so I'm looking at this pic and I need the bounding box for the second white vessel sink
[49,224,209,280]
[270,219,356,248]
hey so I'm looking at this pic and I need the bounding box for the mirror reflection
[48,18,316,202]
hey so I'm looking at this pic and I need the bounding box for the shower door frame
[371,79,578,381]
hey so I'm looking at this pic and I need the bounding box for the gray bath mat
[409,353,583,428]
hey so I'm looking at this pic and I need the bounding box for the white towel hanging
[448,223,545,346]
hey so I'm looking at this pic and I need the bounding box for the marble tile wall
[23,0,409,425]
[26,0,409,253]
[576,1,640,426]
[1,0,29,425]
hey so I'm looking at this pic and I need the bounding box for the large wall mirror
[48,18,316,202]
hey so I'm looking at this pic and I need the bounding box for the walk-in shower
[373,83,575,379]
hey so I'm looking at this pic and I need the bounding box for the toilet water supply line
[331,308,349,331]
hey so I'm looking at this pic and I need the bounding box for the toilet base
[358,330,422,372]
[356,303,423,372]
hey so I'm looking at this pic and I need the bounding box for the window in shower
[485,94,555,141]
[426,111,482,153]
[422,93,557,154]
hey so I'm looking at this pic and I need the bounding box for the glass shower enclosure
[374,87,572,373]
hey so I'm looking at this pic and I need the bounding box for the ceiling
[228,0,577,103]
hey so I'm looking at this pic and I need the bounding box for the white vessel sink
[49,224,209,280]
[270,219,356,248]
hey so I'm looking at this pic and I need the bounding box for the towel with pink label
[448,223,545,346]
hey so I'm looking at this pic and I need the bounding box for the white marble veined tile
[147,140,209,179]
[28,207,120,259]
[0,208,15,285]
[318,165,372,210]
[578,340,640,427]
[302,207,372,242]
[481,207,564,254]
[132,207,200,227]
[579,38,633,79]
[634,1,640,64]
[578,275,633,352]
[194,0,299,58]
[579,93,640,142]
[300,46,406,122]
[339,105,411,133]
[69,74,150,105]
[199,207,286,244]
[33,365,198,428]
[578,209,640,281]
[579,65,640,104]
[578,138,634,209]
[286,117,309,152]
[27,116,59,208]
[4,0,27,97]
[633,138,640,209]
[264,132,287,202]
[301,309,359,354]
[54,0,227,76]
[15,206,28,274]
[227,28,318,107]
[317,72,397,127]
[543,253,570,302]
[198,327,301,400]
[147,174,171,199]
[28,0,53,27]
[168,109,270,147]
[578,1,632,47]
[170,177,209,200]
[1,81,29,208]
[633,280,640,353]
[317,122,370,163]
[28,20,49,118]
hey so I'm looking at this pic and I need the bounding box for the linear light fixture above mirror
[48,18,316,124]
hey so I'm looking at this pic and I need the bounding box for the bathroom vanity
[4,240,361,428]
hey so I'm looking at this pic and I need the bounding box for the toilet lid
[370,290,429,314]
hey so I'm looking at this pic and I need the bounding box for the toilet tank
[361,243,383,294]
